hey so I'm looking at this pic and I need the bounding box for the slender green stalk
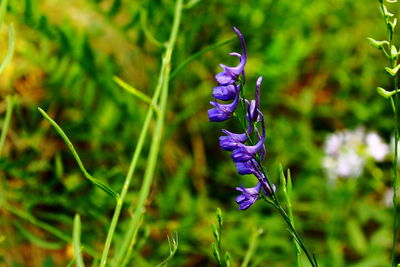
[73,214,85,267]
[262,194,317,267]
[0,95,14,156]
[235,97,317,267]
[98,62,164,267]
[378,3,400,265]
[109,0,184,265]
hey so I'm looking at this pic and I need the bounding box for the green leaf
[287,169,292,196]
[113,76,159,113]
[279,164,287,192]
[212,223,220,243]
[73,214,85,267]
[367,37,389,49]
[385,64,400,76]
[38,108,119,199]
[382,4,394,17]
[377,87,397,98]
[388,18,397,32]
[216,208,223,227]
[211,242,221,264]
[225,252,231,267]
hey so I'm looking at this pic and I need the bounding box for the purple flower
[231,133,265,162]
[215,27,247,85]
[235,182,261,210]
[219,129,248,151]
[235,159,260,175]
[208,92,239,122]
[247,77,263,122]
[212,84,237,101]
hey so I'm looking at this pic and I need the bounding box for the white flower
[366,132,389,162]
[322,128,389,181]
[324,134,342,156]
[336,148,365,178]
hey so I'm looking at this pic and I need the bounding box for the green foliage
[0,0,398,266]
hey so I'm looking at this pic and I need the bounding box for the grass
[0,0,398,266]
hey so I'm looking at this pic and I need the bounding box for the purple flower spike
[212,84,237,101]
[215,27,247,85]
[235,182,261,210]
[208,92,239,122]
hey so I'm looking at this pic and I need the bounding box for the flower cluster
[322,128,389,181]
[208,27,275,210]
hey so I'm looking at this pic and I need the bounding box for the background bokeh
[0,0,398,266]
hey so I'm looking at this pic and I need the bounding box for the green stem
[110,0,183,265]
[265,196,317,267]
[0,95,14,156]
[379,3,399,265]
[98,58,164,267]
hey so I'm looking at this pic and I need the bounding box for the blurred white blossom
[366,132,389,162]
[322,128,389,180]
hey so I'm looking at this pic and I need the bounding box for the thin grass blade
[38,108,118,199]
[73,214,85,267]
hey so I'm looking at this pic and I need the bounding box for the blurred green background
[0,0,398,266]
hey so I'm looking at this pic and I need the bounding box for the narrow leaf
[73,214,85,267]
[113,76,159,113]
[38,108,118,199]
